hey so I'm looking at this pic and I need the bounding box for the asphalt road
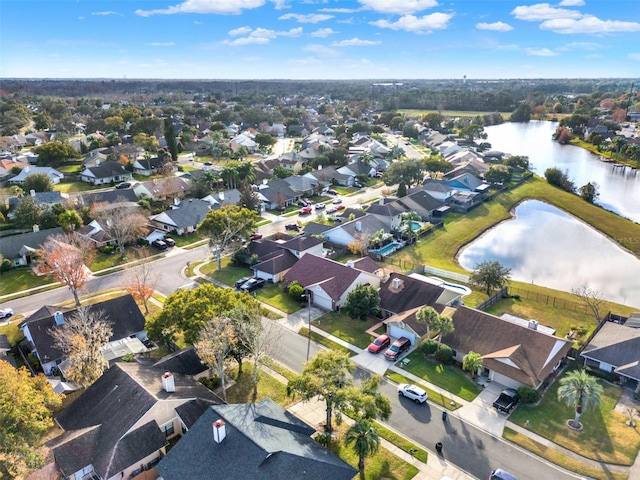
[269,320,581,480]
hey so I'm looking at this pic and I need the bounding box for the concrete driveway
[455,381,509,437]
[351,350,391,376]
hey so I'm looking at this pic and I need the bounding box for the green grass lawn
[199,257,247,285]
[401,350,481,402]
[312,312,381,349]
[89,247,140,272]
[169,231,204,247]
[509,365,640,466]
[225,363,296,407]
[55,181,97,193]
[299,327,356,357]
[0,268,55,297]
[0,320,24,345]
[256,284,303,314]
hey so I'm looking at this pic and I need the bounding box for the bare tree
[195,316,237,403]
[38,233,95,306]
[572,283,606,321]
[50,306,113,388]
[93,199,149,258]
[124,251,157,314]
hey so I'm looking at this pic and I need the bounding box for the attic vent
[161,372,175,392]
[212,420,226,443]
[54,311,65,326]
[528,320,539,330]
[346,260,354,268]
[391,278,401,289]
[355,221,362,232]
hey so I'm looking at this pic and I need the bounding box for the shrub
[100,245,116,255]
[315,432,332,447]
[199,376,222,390]
[517,385,539,404]
[420,338,438,355]
[0,259,11,274]
[137,238,149,247]
[435,344,453,364]
[288,281,304,299]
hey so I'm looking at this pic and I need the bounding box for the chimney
[161,372,176,392]
[96,159,100,166]
[30,189,36,197]
[355,221,361,232]
[528,320,539,330]
[54,311,64,325]
[32,224,40,232]
[379,198,384,205]
[318,165,322,170]
[212,420,226,443]
[218,192,224,200]
[346,260,354,268]
[391,277,401,289]
[173,197,180,206]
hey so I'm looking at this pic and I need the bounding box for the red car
[367,334,391,354]
[299,206,312,215]
[335,205,346,211]
[249,233,263,241]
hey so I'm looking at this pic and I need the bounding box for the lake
[458,200,640,307]
[485,120,640,223]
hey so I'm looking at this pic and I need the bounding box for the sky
[1,0,639,80]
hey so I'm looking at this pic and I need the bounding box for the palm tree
[416,306,440,339]
[434,315,454,349]
[344,419,380,479]
[462,351,483,379]
[220,164,239,190]
[557,369,603,429]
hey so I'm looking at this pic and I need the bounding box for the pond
[485,120,640,223]
[458,200,640,307]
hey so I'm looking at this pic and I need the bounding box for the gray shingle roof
[581,322,640,381]
[0,227,64,260]
[153,198,211,229]
[83,160,130,179]
[155,399,357,480]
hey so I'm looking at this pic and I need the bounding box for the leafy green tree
[434,314,454,349]
[288,281,304,299]
[579,182,599,204]
[133,132,159,152]
[469,260,511,295]
[396,182,407,197]
[484,165,512,185]
[504,155,530,170]
[402,124,419,139]
[57,209,83,232]
[198,205,258,271]
[163,117,178,162]
[423,158,452,174]
[22,172,54,193]
[557,369,603,429]
[510,102,532,122]
[255,132,277,150]
[34,111,52,131]
[0,362,62,479]
[238,187,262,213]
[383,159,424,187]
[33,141,79,167]
[422,112,444,130]
[462,351,483,379]
[13,197,45,229]
[345,419,380,479]
[459,124,487,142]
[104,115,125,133]
[544,167,575,193]
[342,285,380,321]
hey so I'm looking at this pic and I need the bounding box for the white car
[0,308,14,319]
[397,384,428,404]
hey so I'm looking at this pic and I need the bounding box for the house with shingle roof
[150,198,211,236]
[132,156,174,176]
[50,359,221,480]
[73,188,138,208]
[246,235,324,283]
[254,178,300,210]
[0,227,64,267]
[312,212,389,248]
[283,254,380,310]
[378,273,455,318]
[395,190,448,221]
[7,191,68,220]
[155,398,356,480]
[80,160,132,185]
[442,306,573,389]
[134,176,190,201]
[304,165,352,187]
[9,166,64,185]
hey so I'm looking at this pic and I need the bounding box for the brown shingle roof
[283,254,362,301]
[379,273,447,315]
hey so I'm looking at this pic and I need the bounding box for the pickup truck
[493,388,519,414]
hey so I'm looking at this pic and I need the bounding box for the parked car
[384,337,412,361]
[285,223,300,231]
[493,388,519,414]
[297,200,309,207]
[335,205,346,211]
[249,233,263,241]
[298,206,312,215]
[314,203,326,210]
[203,161,213,166]
[163,237,176,247]
[0,308,14,319]
[325,206,338,214]
[151,239,168,250]
[367,334,390,354]
[115,182,131,189]
[332,198,342,204]
[397,384,428,404]
[235,276,253,289]
[240,277,266,293]
[354,181,364,188]
[489,468,519,480]
[329,215,342,222]
[327,189,338,195]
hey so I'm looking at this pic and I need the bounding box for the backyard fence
[506,286,591,314]
[422,265,470,283]
[476,287,508,311]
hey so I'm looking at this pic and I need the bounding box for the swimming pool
[409,221,423,231]
[370,241,403,256]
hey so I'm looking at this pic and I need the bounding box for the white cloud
[331,37,382,47]
[629,53,640,61]
[136,0,265,17]
[303,44,338,57]
[476,21,513,32]
[279,13,333,23]
[541,17,640,34]
[311,28,338,38]
[91,11,123,16]
[146,42,176,47]
[558,0,584,5]
[358,0,438,15]
[271,0,288,10]
[525,47,558,56]
[224,27,302,46]
[511,3,582,21]
[556,41,601,51]
[319,8,360,13]
[229,26,253,36]
[370,13,453,33]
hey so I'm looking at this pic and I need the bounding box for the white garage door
[312,292,333,310]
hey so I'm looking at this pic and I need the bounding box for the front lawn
[55,181,97,193]
[256,284,303,314]
[313,312,381,349]
[225,363,296,407]
[199,257,247,286]
[509,365,640,465]
[89,247,140,272]
[385,370,461,411]
[401,350,481,402]
[0,268,55,297]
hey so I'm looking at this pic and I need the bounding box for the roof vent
[528,320,539,330]
[30,189,36,197]
[355,221,362,232]
[54,311,65,326]
[161,372,175,393]
[346,260,354,268]
[212,420,226,443]
[391,277,401,289]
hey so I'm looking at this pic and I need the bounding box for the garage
[387,323,417,346]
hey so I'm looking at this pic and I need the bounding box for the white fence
[422,265,470,283]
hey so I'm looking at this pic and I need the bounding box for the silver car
[397,384,428,404]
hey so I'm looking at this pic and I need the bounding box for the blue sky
[2,0,639,79]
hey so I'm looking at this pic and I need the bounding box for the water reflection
[458,200,640,306]
[485,121,640,222]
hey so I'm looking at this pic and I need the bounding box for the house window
[161,422,175,437]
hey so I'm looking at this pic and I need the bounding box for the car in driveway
[397,384,428,404]
[314,203,326,210]
[367,334,390,354]
[240,277,266,293]
[325,206,337,214]
[493,388,519,414]
[332,198,342,204]
[115,182,131,189]
[151,239,168,250]
[249,233,263,241]
[298,206,312,215]
[163,237,176,247]
[327,189,338,195]
[285,224,300,231]
[0,308,14,319]
[384,337,411,361]
[235,276,253,289]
